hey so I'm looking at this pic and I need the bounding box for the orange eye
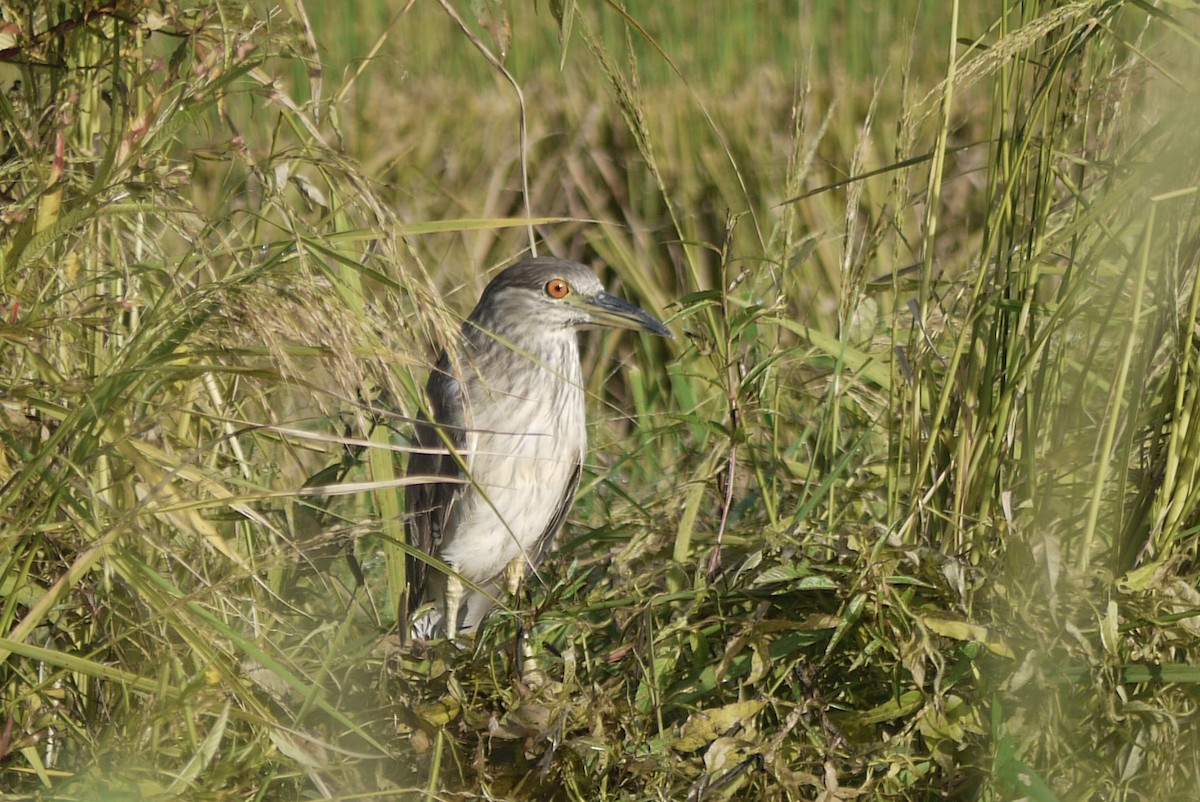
[545,278,570,299]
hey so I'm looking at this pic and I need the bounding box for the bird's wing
[403,358,467,626]
[529,458,582,567]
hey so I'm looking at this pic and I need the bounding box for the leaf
[166,700,231,795]
[550,0,575,69]
[825,593,867,657]
[413,696,463,728]
[850,690,924,726]
[472,0,512,61]
[395,216,576,235]
[1100,600,1119,657]
[268,728,328,770]
[674,700,766,752]
[291,173,329,211]
[773,317,892,389]
[995,744,1061,802]
[921,616,1015,659]
[749,564,838,589]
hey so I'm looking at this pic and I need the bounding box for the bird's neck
[461,322,583,396]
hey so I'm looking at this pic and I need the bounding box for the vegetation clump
[2,1,1199,799]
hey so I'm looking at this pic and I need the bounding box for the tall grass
[2,0,1199,800]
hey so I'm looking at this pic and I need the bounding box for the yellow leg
[443,575,463,639]
[503,556,525,598]
[504,555,548,688]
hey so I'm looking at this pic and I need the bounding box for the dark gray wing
[403,354,466,627]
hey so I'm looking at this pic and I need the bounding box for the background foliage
[2,0,1200,799]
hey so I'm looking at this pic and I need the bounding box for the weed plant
[2,1,1199,800]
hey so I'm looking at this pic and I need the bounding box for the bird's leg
[505,554,547,688]
[443,574,464,639]
[503,555,525,598]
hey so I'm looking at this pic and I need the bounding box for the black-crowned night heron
[405,256,670,638]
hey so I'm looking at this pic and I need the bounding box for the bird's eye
[545,278,570,299]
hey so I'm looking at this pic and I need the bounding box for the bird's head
[469,257,672,341]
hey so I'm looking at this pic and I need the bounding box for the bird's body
[405,257,669,638]
[408,303,586,633]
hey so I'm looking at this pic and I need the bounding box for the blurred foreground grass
[3,1,1200,800]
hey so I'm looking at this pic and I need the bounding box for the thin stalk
[435,0,537,257]
[1081,205,1154,571]
[913,0,959,504]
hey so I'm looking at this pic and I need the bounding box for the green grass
[3,0,1200,799]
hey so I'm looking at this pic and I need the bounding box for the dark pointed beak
[582,292,672,338]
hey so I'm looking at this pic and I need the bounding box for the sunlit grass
[3,1,1200,800]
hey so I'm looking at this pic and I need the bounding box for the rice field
[2,1,1200,799]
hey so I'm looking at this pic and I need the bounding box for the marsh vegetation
[2,1,1200,799]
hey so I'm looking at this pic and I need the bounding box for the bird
[404,256,671,638]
